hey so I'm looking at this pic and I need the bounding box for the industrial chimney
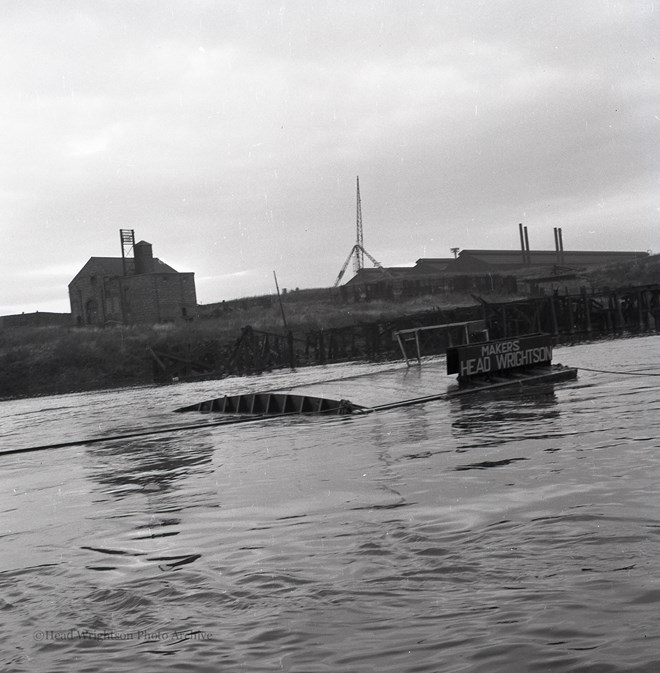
[518,223,531,265]
[134,240,154,274]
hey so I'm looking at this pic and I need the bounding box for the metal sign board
[446,333,553,377]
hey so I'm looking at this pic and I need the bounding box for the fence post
[287,330,296,369]
[318,330,325,364]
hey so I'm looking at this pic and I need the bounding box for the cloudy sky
[1,0,658,315]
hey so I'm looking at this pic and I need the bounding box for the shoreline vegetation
[0,292,492,400]
[1,255,658,400]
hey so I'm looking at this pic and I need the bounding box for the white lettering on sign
[460,356,492,377]
[480,339,520,357]
[459,345,552,377]
[495,346,552,370]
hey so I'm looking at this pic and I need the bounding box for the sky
[1,0,658,315]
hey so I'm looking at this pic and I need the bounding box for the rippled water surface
[1,336,659,672]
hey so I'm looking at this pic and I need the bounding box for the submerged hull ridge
[174,392,364,416]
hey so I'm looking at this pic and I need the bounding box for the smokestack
[523,226,531,266]
[519,223,526,265]
[558,228,565,265]
[134,240,154,274]
[554,227,560,265]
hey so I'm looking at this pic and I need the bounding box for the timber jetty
[152,283,659,382]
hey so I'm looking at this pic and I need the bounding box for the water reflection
[85,433,215,500]
[80,434,215,576]
[131,517,182,540]
[370,403,433,447]
[6,338,660,673]
[450,384,560,438]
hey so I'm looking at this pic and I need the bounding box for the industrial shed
[341,248,649,301]
[69,240,197,326]
[449,249,650,272]
[343,263,517,301]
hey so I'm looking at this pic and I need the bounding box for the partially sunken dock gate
[174,332,576,421]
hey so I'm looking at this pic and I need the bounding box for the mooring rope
[573,366,660,376]
[1,370,569,456]
[0,414,296,457]
[4,363,657,457]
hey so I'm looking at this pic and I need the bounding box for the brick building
[69,240,197,325]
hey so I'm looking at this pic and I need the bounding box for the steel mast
[334,177,387,287]
[354,176,364,273]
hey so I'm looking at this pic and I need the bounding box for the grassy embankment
[585,253,659,288]
[0,291,494,399]
[2,253,657,400]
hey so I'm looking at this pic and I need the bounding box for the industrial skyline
[1,1,658,316]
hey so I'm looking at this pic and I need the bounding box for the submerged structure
[175,392,365,416]
[175,331,577,418]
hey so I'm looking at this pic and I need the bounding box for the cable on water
[1,373,540,457]
[572,366,660,376]
[6,362,657,457]
[0,413,299,458]
[0,359,442,458]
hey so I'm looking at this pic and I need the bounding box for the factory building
[443,249,650,273]
[343,246,649,301]
[69,238,197,326]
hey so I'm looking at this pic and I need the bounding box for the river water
[1,335,659,673]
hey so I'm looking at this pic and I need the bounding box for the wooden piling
[582,289,592,334]
[318,330,325,364]
[287,331,295,369]
[566,296,575,336]
[637,290,645,331]
[549,295,559,336]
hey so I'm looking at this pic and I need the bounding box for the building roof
[454,249,649,270]
[69,256,179,286]
[344,266,416,285]
[415,258,455,271]
[342,249,650,285]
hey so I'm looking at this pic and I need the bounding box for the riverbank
[2,252,659,400]
[0,292,498,399]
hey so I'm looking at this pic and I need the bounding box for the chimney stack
[523,226,531,266]
[519,223,526,265]
[134,240,154,274]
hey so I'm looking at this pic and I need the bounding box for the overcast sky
[1,0,658,315]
